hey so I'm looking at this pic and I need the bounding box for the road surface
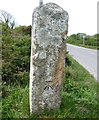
[67,44,98,81]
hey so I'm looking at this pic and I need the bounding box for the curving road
[67,44,98,81]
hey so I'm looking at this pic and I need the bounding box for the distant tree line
[67,33,99,49]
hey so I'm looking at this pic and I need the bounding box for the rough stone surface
[30,2,68,113]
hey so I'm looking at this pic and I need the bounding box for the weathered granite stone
[30,2,69,113]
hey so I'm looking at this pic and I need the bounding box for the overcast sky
[0,0,98,35]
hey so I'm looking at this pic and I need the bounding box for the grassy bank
[2,55,99,118]
[78,44,97,49]
[67,43,97,50]
[67,33,99,50]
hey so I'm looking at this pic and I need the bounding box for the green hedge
[2,24,31,86]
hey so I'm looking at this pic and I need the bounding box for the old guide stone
[30,2,69,113]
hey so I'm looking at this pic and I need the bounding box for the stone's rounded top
[32,2,69,35]
[32,2,69,48]
[33,2,69,21]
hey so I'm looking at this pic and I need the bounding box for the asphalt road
[67,44,98,81]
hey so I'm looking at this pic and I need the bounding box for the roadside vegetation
[1,10,99,119]
[67,33,99,50]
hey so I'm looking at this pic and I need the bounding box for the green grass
[2,55,99,118]
[67,43,97,50]
[2,85,29,118]
[79,44,97,49]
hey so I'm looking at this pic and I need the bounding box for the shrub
[2,25,31,86]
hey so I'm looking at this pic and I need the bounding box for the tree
[0,10,16,29]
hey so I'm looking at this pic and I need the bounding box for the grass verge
[2,55,99,118]
[67,43,97,50]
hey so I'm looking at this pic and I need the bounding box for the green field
[2,55,99,118]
